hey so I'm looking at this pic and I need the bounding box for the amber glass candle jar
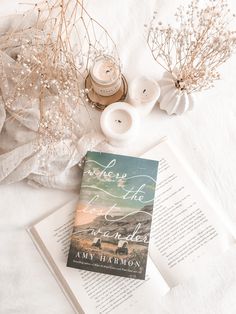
[90,55,122,97]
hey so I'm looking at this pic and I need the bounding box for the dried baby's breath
[0,0,119,153]
[146,0,236,93]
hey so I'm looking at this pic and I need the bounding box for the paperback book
[28,139,235,314]
[67,151,159,280]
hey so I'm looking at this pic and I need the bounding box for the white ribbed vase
[159,71,196,115]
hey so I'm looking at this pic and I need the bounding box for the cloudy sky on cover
[79,151,158,213]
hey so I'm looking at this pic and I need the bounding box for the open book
[28,139,235,314]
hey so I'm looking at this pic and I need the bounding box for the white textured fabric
[0,13,109,190]
[0,10,138,190]
[1,1,236,314]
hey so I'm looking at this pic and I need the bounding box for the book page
[143,140,235,287]
[30,201,169,314]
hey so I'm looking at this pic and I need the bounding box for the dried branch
[146,0,236,93]
[0,0,119,152]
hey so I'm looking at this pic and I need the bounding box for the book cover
[67,151,158,280]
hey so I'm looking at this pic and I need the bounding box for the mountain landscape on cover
[67,152,158,279]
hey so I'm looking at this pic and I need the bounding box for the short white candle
[90,55,122,97]
[100,102,140,147]
[128,76,160,116]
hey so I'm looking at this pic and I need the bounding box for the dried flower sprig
[146,0,236,93]
[0,0,120,155]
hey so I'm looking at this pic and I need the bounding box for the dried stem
[146,0,236,93]
[0,0,120,153]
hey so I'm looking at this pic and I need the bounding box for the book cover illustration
[67,151,158,280]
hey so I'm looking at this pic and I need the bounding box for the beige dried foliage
[146,0,236,93]
[0,0,119,150]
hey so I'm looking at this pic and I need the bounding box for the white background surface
[1,0,236,313]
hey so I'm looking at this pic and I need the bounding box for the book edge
[27,218,84,314]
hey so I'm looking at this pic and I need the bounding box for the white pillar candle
[90,55,122,97]
[100,102,140,147]
[128,76,160,116]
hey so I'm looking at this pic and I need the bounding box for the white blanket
[1,1,236,314]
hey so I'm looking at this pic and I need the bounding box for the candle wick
[115,119,122,123]
[143,89,147,94]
